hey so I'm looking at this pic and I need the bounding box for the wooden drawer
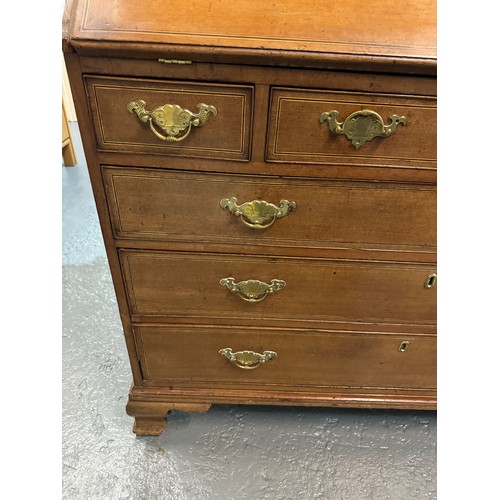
[267,87,436,170]
[121,250,436,326]
[103,166,436,255]
[135,325,436,390]
[85,76,253,161]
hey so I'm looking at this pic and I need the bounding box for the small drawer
[134,324,436,390]
[85,76,253,161]
[120,250,437,326]
[103,166,436,255]
[266,87,436,170]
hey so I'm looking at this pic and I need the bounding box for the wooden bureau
[63,0,437,436]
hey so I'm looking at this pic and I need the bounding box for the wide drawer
[267,87,436,170]
[85,76,253,161]
[135,325,436,390]
[120,250,437,326]
[103,166,436,254]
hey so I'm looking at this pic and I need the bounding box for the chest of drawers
[63,0,437,436]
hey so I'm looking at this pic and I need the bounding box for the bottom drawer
[134,325,436,391]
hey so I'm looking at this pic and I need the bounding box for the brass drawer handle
[127,100,217,143]
[220,197,296,229]
[220,277,286,302]
[219,348,277,369]
[319,109,406,149]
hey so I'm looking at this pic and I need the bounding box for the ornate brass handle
[220,277,286,302]
[220,197,296,229]
[127,100,217,143]
[219,348,277,369]
[319,109,406,149]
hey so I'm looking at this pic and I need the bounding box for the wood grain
[120,250,437,326]
[267,88,436,169]
[85,76,253,161]
[134,325,436,390]
[129,384,436,410]
[126,400,211,435]
[64,52,144,386]
[103,166,436,253]
[68,0,436,68]
[63,0,437,433]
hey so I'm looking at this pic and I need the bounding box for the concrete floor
[62,123,437,499]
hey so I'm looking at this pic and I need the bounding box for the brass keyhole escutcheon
[424,273,437,289]
[399,341,410,352]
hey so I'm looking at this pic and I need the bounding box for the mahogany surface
[120,250,436,326]
[103,166,436,252]
[135,325,436,390]
[267,87,437,169]
[86,76,253,161]
[64,0,437,436]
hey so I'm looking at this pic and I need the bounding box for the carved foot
[133,416,167,436]
[126,400,211,436]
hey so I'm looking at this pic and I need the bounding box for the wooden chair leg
[62,141,77,166]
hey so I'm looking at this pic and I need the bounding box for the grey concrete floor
[62,123,437,500]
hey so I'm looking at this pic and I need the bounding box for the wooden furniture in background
[62,100,77,166]
[63,0,437,436]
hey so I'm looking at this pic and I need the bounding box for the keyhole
[399,341,410,352]
[424,273,437,289]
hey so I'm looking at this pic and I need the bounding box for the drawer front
[135,325,436,390]
[103,166,436,253]
[121,251,436,325]
[85,76,253,161]
[267,87,436,169]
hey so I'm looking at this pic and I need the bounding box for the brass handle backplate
[127,100,217,142]
[319,109,406,149]
[220,277,286,302]
[220,197,296,229]
[219,348,277,369]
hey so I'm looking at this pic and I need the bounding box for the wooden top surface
[64,0,436,71]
